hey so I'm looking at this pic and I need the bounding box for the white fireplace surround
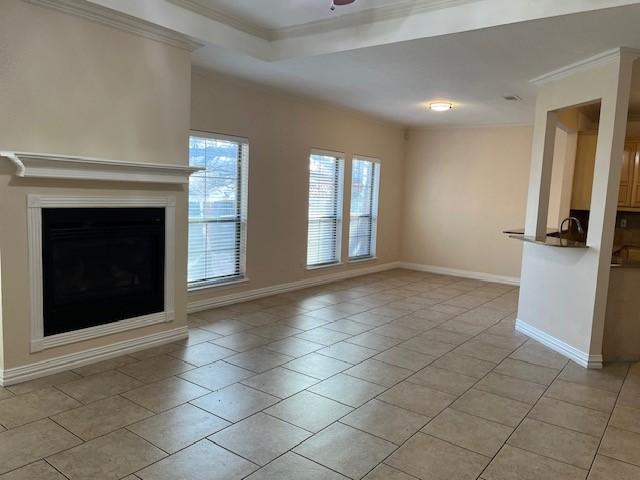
[0,151,198,352]
[28,194,177,352]
[0,152,196,384]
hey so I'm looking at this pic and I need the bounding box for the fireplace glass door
[42,208,165,336]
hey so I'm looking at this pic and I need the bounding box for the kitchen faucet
[559,216,585,242]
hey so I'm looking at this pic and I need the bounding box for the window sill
[306,262,343,271]
[348,256,377,264]
[188,276,249,293]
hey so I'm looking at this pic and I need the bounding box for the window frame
[187,130,249,291]
[348,156,381,262]
[306,149,345,269]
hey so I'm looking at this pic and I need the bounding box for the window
[307,151,345,267]
[188,132,248,288]
[349,158,380,260]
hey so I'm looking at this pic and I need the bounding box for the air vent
[503,95,522,101]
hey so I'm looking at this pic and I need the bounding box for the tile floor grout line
[0,458,72,480]
[597,451,640,470]
[350,319,529,479]
[481,365,558,387]
[523,410,609,438]
[336,415,432,447]
[474,358,582,479]
[139,410,263,472]
[537,390,619,415]
[238,287,504,478]
[599,421,640,437]
[15,273,626,480]
[243,448,354,479]
[44,458,74,480]
[124,424,174,456]
[379,291,553,471]
[584,363,632,474]
[486,443,592,474]
[138,435,261,478]
[549,375,629,395]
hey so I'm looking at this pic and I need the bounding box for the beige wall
[401,126,532,279]
[188,70,406,307]
[0,0,192,369]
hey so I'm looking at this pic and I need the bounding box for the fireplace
[41,207,165,336]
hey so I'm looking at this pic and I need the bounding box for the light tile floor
[0,269,639,479]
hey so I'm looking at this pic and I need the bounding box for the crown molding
[530,47,640,86]
[408,121,534,131]
[26,0,204,51]
[0,151,203,184]
[271,0,480,40]
[166,0,481,42]
[167,0,271,40]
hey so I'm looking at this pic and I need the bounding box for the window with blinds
[349,158,381,260]
[188,132,248,288]
[307,151,345,267]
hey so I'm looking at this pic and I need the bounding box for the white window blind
[188,132,248,288]
[307,152,344,267]
[349,158,380,260]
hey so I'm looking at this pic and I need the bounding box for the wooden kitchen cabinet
[629,144,640,207]
[570,133,640,211]
[570,132,597,210]
[618,143,635,207]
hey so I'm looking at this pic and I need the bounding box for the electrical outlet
[620,218,628,228]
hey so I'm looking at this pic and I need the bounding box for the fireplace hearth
[42,207,165,336]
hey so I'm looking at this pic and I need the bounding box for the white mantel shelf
[0,151,202,185]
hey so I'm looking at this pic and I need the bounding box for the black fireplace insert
[42,207,165,337]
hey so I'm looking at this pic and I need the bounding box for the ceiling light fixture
[429,102,453,112]
[330,0,356,12]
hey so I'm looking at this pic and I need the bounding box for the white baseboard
[398,262,520,286]
[515,318,603,369]
[0,326,188,386]
[187,261,402,313]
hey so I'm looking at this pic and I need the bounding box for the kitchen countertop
[504,229,640,266]
[503,228,558,235]
[611,262,640,268]
[503,228,588,249]
[508,234,589,248]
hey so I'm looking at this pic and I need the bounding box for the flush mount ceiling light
[429,102,453,112]
[330,0,356,11]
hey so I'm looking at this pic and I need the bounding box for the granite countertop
[504,229,640,266]
[502,228,558,235]
[503,228,588,249]
[611,261,640,268]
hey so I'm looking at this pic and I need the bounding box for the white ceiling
[192,4,640,126]
[91,0,640,126]
[180,0,407,31]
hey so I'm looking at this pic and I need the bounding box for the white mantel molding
[1,151,202,185]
